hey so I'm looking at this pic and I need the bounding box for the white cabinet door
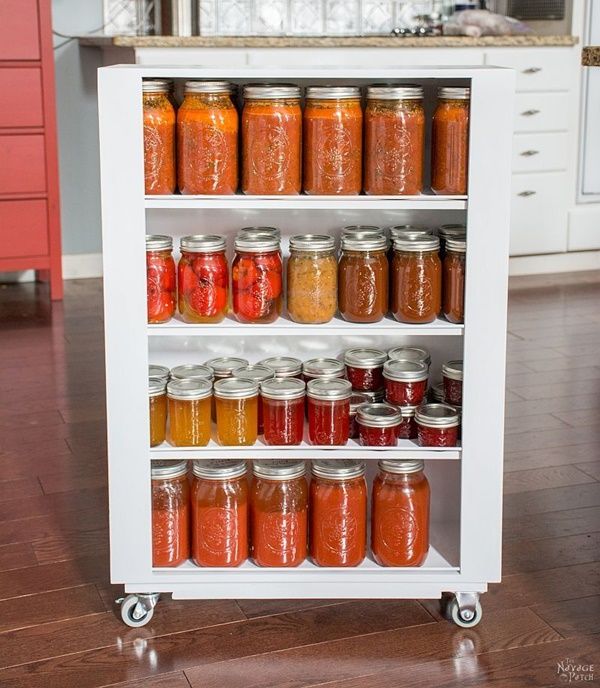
[513,92,569,133]
[512,133,568,173]
[484,48,571,92]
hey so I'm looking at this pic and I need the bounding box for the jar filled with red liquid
[357,403,401,447]
[431,87,470,196]
[310,460,367,567]
[261,378,306,446]
[143,80,176,195]
[349,392,370,439]
[191,459,248,567]
[170,364,214,383]
[442,360,463,406]
[344,347,387,392]
[151,460,190,567]
[396,405,418,440]
[149,377,167,447]
[415,403,460,447]
[443,238,466,324]
[259,356,303,380]
[250,459,308,567]
[371,459,430,567]
[387,346,431,369]
[302,357,345,383]
[383,360,428,406]
[146,235,176,324]
[307,378,352,445]
[233,364,275,436]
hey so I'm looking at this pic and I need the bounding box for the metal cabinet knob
[520,150,539,157]
[521,109,540,116]
[522,67,542,74]
[517,190,537,197]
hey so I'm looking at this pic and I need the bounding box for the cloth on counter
[444,10,532,37]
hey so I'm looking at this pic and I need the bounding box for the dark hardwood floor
[0,274,598,688]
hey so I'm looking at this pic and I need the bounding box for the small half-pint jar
[149,376,167,447]
[233,364,275,436]
[170,364,214,383]
[396,404,418,440]
[349,392,370,439]
[205,357,249,381]
[344,347,387,392]
[442,360,463,407]
[261,377,306,446]
[302,357,345,383]
[415,403,460,447]
[429,382,445,403]
[383,360,428,406]
[387,346,431,369]
[307,378,352,445]
[214,378,259,446]
[357,403,401,447]
[149,364,170,383]
[167,379,212,447]
[258,356,303,379]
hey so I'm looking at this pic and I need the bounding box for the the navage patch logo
[557,658,595,683]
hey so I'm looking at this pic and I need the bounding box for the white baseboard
[509,250,600,276]
[0,253,103,283]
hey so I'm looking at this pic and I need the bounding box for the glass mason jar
[242,84,302,195]
[438,224,466,260]
[237,225,281,242]
[357,403,401,447]
[391,236,442,324]
[167,379,212,447]
[349,392,370,439]
[443,238,466,324]
[149,364,170,383]
[307,378,352,445]
[303,86,363,195]
[170,364,214,383]
[250,459,308,567]
[389,225,432,243]
[371,459,430,567]
[258,356,303,380]
[177,80,238,195]
[261,378,306,446]
[310,459,367,567]
[442,360,463,407]
[364,85,425,196]
[214,378,259,446]
[387,345,431,369]
[151,460,190,567]
[205,357,249,380]
[232,364,275,436]
[191,459,248,567]
[142,80,176,195]
[287,234,337,324]
[430,381,445,403]
[431,87,470,195]
[149,376,167,447]
[344,347,387,392]
[146,235,176,324]
[383,360,429,406]
[341,225,384,240]
[302,357,346,383]
[396,404,418,440]
[415,403,460,447]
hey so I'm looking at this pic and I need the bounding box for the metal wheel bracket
[454,592,480,623]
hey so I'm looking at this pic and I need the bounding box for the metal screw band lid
[260,377,306,400]
[361,389,385,403]
[192,459,247,479]
[234,234,280,253]
[307,378,352,401]
[146,234,173,251]
[438,224,466,241]
[367,84,423,100]
[243,83,300,99]
[383,360,429,382]
[167,378,212,401]
[180,234,226,253]
[431,382,445,402]
[170,364,214,382]
[149,377,167,397]
[142,80,171,94]
[393,236,440,252]
[259,356,303,378]
[233,365,276,383]
[312,459,365,480]
[389,226,432,242]
[344,347,387,369]
[415,403,460,428]
[253,459,306,480]
[442,360,464,381]
[302,357,345,380]
[184,80,235,94]
[357,403,402,428]
[289,234,335,252]
[387,346,431,367]
[149,364,170,382]
[206,357,249,377]
[378,459,424,474]
[350,392,370,413]
[445,238,466,253]
[151,460,188,479]
[306,85,361,99]
[398,404,418,418]
[238,226,281,239]
[341,234,388,252]
[214,377,259,399]
[342,225,383,237]
[439,86,470,100]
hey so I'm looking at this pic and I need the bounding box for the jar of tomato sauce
[371,459,430,567]
[431,87,470,195]
[310,459,367,567]
[191,459,248,567]
[177,80,238,195]
[250,459,308,567]
[387,346,431,369]
[149,377,167,447]
[170,364,214,382]
[261,378,306,446]
[442,360,463,407]
[214,378,259,446]
[357,403,401,447]
[438,224,466,259]
[242,84,302,195]
[167,379,212,447]
[149,364,170,383]
[146,235,176,324]
[258,356,303,380]
[364,85,425,196]
[178,235,228,324]
[396,405,418,440]
[344,348,387,392]
[151,460,190,567]
[232,364,275,435]
[307,378,352,445]
[303,86,362,195]
[443,238,466,324]
[302,357,345,383]
[383,360,428,406]
[415,403,460,447]
[143,80,176,195]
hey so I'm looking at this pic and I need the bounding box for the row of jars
[152,458,430,569]
[143,80,469,197]
[146,223,466,326]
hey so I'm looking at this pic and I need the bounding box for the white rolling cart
[98,64,514,628]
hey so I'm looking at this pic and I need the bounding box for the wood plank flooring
[0,273,599,687]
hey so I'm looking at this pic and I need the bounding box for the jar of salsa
[214,378,259,446]
[431,87,470,195]
[344,348,387,392]
[261,378,306,446]
[443,238,466,324]
[391,236,441,324]
[415,403,460,447]
[232,364,275,435]
[387,346,431,369]
[438,224,466,260]
[150,364,170,383]
[371,459,430,567]
[242,84,302,195]
[307,378,352,445]
[302,357,345,383]
[170,364,214,382]
[349,392,370,439]
[143,80,176,195]
[177,80,238,195]
[191,459,248,567]
[364,85,425,196]
[303,86,362,195]
[310,460,367,567]
[146,235,176,324]
[442,360,463,407]
[258,356,303,379]
[357,403,401,447]
[396,405,418,440]
[250,459,308,567]
[167,379,212,447]
[151,460,190,567]
[178,235,228,324]
[339,234,389,323]
[149,377,167,447]
[383,360,428,406]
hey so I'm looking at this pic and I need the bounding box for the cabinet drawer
[484,48,571,92]
[511,133,568,173]
[514,93,569,133]
[0,0,40,61]
[0,134,46,194]
[0,199,48,257]
[0,68,43,128]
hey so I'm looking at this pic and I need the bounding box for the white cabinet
[512,133,569,173]
[513,92,570,133]
[484,48,572,91]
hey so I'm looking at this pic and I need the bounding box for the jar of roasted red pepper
[387,346,431,369]
[431,87,470,195]
[383,360,428,406]
[438,224,466,260]
[442,360,463,407]
[143,80,176,195]
[146,235,176,324]
[258,356,303,379]
[233,364,276,436]
[396,405,418,440]
[149,377,167,447]
[357,403,401,447]
[149,364,170,383]
[443,238,466,324]
[415,403,460,447]
[349,392,370,439]
[344,348,387,392]
[302,358,345,383]
[170,364,214,382]
[307,378,352,446]
[151,460,190,567]
[261,377,306,446]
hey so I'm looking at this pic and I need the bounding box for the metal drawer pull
[518,190,536,197]
[521,109,540,116]
[520,150,539,157]
[522,67,542,74]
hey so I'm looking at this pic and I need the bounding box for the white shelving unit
[98,65,514,627]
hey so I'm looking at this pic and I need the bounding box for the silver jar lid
[306,85,361,99]
[142,80,171,94]
[389,226,432,242]
[146,234,172,251]
[167,378,212,401]
[393,236,440,252]
[180,234,226,253]
[341,234,388,252]
[398,404,418,418]
[206,357,249,378]
[357,403,402,428]
[151,460,188,479]
[439,86,470,100]
[344,347,387,369]
[342,225,383,237]
[362,389,385,403]
[243,83,300,99]
[260,377,306,400]
[303,357,345,380]
[438,224,466,240]
[415,403,460,428]
[233,365,275,383]
[289,234,335,252]
[350,391,370,413]
[149,377,167,397]
[184,80,234,94]
[259,356,303,378]
[213,377,259,399]
[387,346,431,367]
[234,234,280,253]
[442,360,463,381]
[170,364,214,382]
[383,360,428,382]
[307,378,352,400]
[192,459,247,480]
[446,238,466,254]
[312,459,365,480]
[149,364,170,382]
[253,459,306,480]
[367,84,423,100]
[431,382,445,402]
[238,226,281,239]
[378,459,424,474]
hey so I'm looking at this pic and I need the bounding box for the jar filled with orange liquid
[149,376,167,447]
[167,379,212,447]
[142,80,176,195]
[214,378,259,446]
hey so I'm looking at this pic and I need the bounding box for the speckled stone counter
[582,46,600,66]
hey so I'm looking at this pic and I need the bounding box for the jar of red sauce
[344,348,387,392]
[250,459,308,567]
[259,356,303,380]
[260,378,306,446]
[383,360,428,406]
[307,378,352,445]
[302,357,345,383]
[431,87,470,195]
[191,459,248,567]
[387,346,431,369]
[349,392,370,439]
[149,364,170,384]
[443,238,466,324]
[151,460,190,567]
[442,360,463,407]
[396,405,418,440]
[143,80,176,195]
[170,364,214,383]
[232,364,275,436]
[357,403,401,447]
[149,377,167,447]
[310,459,367,567]
[146,235,176,324]
[438,224,466,259]
[415,403,460,447]
[371,459,430,567]
[303,86,363,195]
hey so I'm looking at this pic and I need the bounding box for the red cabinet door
[0,68,44,128]
[0,0,40,61]
[0,199,48,257]
[0,134,47,194]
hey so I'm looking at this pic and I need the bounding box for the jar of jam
[431,87,470,195]
[387,346,431,369]
[364,85,425,196]
[307,378,352,445]
[167,379,212,447]
[232,234,283,324]
[442,360,463,407]
[143,80,176,195]
[177,80,238,195]
[344,348,387,392]
[415,403,460,447]
[261,378,306,446]
[383,360,428,406]
[303,86,363,195]
[205,357,249,381]
[371,459,430,567]
[250,459,308,567]
[149,364,170,383]
[177,235,228,324]
[429,381,445,403]
[151,460,190,567]
[396,405,418,440]
[443,238,466,324]
[339,234,389,323]
[391,236,441,324]
[302,357,345,383]
[287,234,337,324]
[191,459,248,567]
[258,356,303,380]
[170,364,214,382]
[310,460,367,567]
[242,84,302,195]
[232,364,275,435]
[149,377,167,447]
[349,392,370,439]
[214,378,259,446]
[146,235,176,324]
[357,403,401,447]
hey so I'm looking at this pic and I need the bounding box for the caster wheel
[120,595,154,628]
[448,597,483,628]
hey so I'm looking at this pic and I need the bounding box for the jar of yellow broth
[167,379,212,447]
[214,377,259,446]
[149,376,167,447]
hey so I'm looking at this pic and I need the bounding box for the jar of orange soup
[167,379,212,447]
[214,378,259,446]
[151,460,190,567]
[149,377,167,447]
[143,80,176,195]
[431,87,470,195]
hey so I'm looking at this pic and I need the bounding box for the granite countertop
[582,46,600,65]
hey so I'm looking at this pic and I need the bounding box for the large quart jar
[151,460,190,567]
[303,86,362,195]
[261,378,306,446]
[287,234,337,324]
[177,80,238,195]
[307,378,352,445]
[143,80,176,195]
[250,459,308,567]
[431,87,470,195]
[443,237,466,324]
[149,377,167,447]
[167,379,212,447]
[146,235,176,324]
[371,459,430,567]
[310,460,367,567]
[242,84,302,195]
[232,364,275,436]
[391,236,441,324]
[364,85,425,196]
[214,378,259,446]
[191,459,248,567]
